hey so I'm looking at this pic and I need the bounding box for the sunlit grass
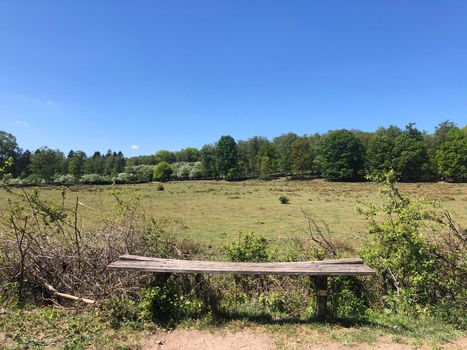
[1,179,465,256]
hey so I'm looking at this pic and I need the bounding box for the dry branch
[44,283,95,304]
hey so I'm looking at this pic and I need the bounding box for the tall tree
[433,120,458,148]
[84,151,105,174]
[67,150,87,177]
[114,151,125,174]
[31,147,65,183]
[425,121,459,178]
[0,130,20,176]
[215,135,238,178]
[317,129,364,180]
[436,127,467,181]
[273,133,299,175]
[392,124,428,181]
[15,150,32,178]
[155,150,176,164]
[200,144,218,178]
[103,150,115,175]
[175,147,201,162]
[290,137,312,177]
[366,126,402,176]
[237,137,277,176]
[126,155,157,166]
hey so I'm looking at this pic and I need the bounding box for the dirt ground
[143,329,467,350]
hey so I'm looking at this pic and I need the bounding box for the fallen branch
[44,283,95,305]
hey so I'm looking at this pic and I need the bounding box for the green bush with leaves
[153,161,172,182]
[328,276,370,320]
[80,173,112,184]
[358,171,466,326]
[225,232,272,263]
[138,275,218,328]
[279,195,289,204]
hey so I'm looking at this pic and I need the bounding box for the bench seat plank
[108,255,375,276]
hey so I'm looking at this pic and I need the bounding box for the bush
[79,173,112,185]
[124,165,154,182]
[22,174,46,185]
[225,232,272,263]
[279,195,289,204]
[153,162,172,182]
[139,284,185,327]
[358,171,467,326]
[4,177,26,186]
[225,167,242,181]
[112,172,137,184]
[53,174,77,185]
[105,297,141,329]
[328,276,369,320]
[138,275,218,328]
[156,184,164,191]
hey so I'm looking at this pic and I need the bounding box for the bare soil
[143,329,467,350]
[144,329,274,350]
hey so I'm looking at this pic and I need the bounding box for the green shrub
[156,184,164,191]
[259,292,286,314]
[328,276,369,320]
[358,171,467,326]
[225,167,241,181]
[139,284,184,327]
[112,172,137,184]
[124,164,154,182]
[279,195,289,204]
[138,278,213,328]
[225,232,272,262]
[105,297,141,329]
[79,173,112,184]
[53,174,77,185]
[153,162,172,182]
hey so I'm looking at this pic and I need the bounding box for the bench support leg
[155,272,172,285]
[315,275,328,320]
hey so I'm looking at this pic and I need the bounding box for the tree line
[0,121,465,185]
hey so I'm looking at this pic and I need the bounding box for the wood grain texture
[108,255,375,276]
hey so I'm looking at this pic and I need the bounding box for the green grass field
[1,179,466,349]
[1,179,465,255]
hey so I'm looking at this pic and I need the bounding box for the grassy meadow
[1,179,465,256]
[1,179,466,349]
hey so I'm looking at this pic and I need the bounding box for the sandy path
[144,329,274,350]
[143,329,467,350]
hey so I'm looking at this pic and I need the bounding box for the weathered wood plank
[119,254,364,265]
[107,255,375,276]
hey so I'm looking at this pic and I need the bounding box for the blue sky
[0,1,466,156]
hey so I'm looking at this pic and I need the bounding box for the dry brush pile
[0,186,196,306]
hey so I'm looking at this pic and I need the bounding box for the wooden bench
[108,254,375,319]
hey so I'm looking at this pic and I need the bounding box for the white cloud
[131,145,140,150]
[13,120,30,126]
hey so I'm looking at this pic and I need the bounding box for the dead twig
[44,282,95,305]
[301,209,337,257]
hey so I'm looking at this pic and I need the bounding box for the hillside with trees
[0,121,466,185]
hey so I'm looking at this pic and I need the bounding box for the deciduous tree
[436,127,467,181]
[215,135,238,178]
[317,129,364,180]
[31,147,65,183]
